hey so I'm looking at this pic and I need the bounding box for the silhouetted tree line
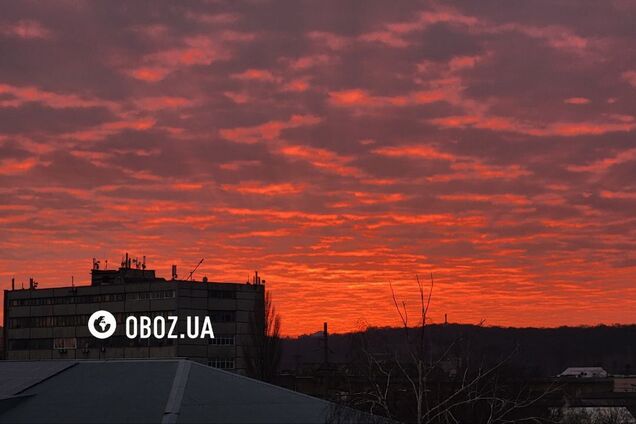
[282,324,636,378]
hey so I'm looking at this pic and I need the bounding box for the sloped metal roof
[0,361,76,399]
[0,359,378,423]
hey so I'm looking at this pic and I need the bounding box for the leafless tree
[347,274,557,423]
[244,290,281,382]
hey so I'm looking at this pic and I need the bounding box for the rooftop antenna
[187,258,204,281]
[123,252,132,269]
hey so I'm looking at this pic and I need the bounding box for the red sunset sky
[1,1,636,335]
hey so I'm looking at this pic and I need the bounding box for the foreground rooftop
[0,359,375,423]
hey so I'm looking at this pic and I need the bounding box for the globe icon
[88,310,116,339]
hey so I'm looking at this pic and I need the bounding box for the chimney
[323,322,329,365]
[171,264,178,280]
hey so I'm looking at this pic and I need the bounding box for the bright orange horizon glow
[1,2,636,336]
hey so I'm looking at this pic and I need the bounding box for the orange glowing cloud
[222,181,306,196]
[128,36,226,82]
[431,114,636,136]
[374,144,530,181]
[306,31,350,50]
[0,84,117,110]
[567,148,636,173]
[219,115,321,144]
[278,145,361,177]
[623,71,636,88]
[231,69,277,82]
[358,31,409,48]
[129,67,170,82]
[564,97,591,104]
[439,193,530,205]
[329,89,445,108]
[373,145,456,161]
[0,158,39,175]
[283,79,310,92]
[134,96,193,111]
[1,20,50,39]
[67,117,156,141]
[286,54,333,70]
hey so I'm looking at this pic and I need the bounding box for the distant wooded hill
[281,324,636,377]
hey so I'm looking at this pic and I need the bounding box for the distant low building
[558,367,609,378]
[551,406,636,423]
[2,255,265,374]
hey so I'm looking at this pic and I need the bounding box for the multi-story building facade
[2,256,265,374]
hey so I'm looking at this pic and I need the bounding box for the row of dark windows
[7,336,177,350]
[208,290,236,299]
[209,335,235,345]
[9,288,237,307]
[8,311,168,329]
[8,334,237,351]
[8,290,175,307]
[8,310,237,329]
[208,358,235,369]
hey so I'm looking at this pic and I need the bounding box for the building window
[31,338,53,350]
[208,358,235,369]
[209,290,236,299]
[8,339,29,350]
[53,337,77,350]
[8,337,55,350]
[210,335,235,345]
[127,290,175,301]
[101,293,125,302]
[209,311,236,322]
[10,314,91,328]
[151,290,175,300]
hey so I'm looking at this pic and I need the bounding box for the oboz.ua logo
[88,310,117,339]
[87,310,215,340]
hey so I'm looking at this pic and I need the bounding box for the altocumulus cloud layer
[1,0,636,334]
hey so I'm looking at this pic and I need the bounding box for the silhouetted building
[2,255,265,374]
